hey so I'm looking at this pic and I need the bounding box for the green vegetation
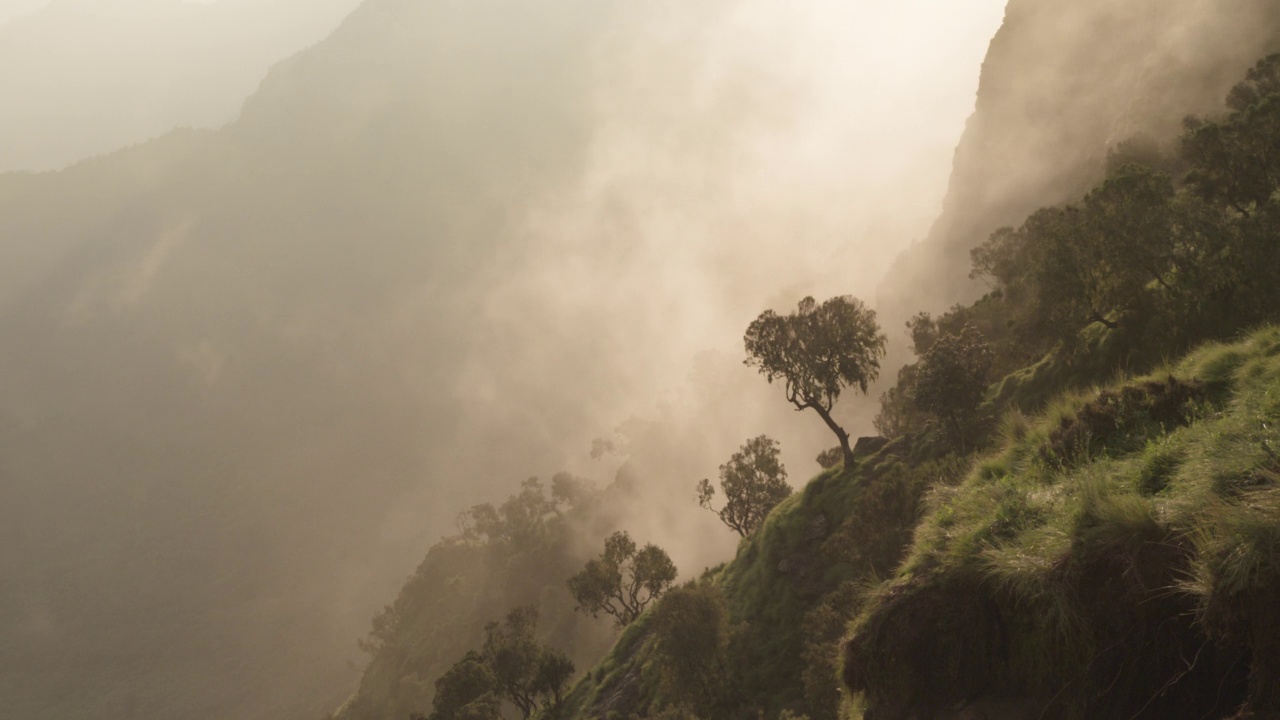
[338,50,1280,720]
[567,532,678,628]
[840,54,1280,719]
[846,328,1280,718]
[417,607,574,720]
[911,323,994,448]
[745,296,888,467]
[556,448,968,720]
[333,477,616,720]
[697,435,793,537]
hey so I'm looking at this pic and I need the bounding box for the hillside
[342,10,1280,720]
[8,0,1280,718]
[536,325,1278,720]
[556,47,1280,719]
[846,328,1280,719]
[876,0,1280,326]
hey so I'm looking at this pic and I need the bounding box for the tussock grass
[846,327,1280,719]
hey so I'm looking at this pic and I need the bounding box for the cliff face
[878,0,1280,325]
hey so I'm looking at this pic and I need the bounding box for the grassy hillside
[534,329,1278,720]
[846,327,1280,719]
[554,443,969,720]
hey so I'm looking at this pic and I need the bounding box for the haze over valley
[0,2,1006,718]
[7,1,1280,719]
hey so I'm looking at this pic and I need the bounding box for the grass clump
[1038,375,1207,468]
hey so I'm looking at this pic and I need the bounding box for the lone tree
[744,296,887,468]
[567,531,676,627]
[697,435,792,537]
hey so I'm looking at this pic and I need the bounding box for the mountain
[1,0,958,718]
[876,0,1280,326]
[0,1,609,716]
[0,0,361,171]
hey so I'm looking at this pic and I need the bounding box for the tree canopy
[744,296,887,467]
[423,606,574,720]
[697,435,792,537]
[455,474,593,546]
[567,531,677,627]
[911,324,994,447]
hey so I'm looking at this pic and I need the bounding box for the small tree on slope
[567,531,677,627]
[697,435,792,537]
[422,607,573,720]
[744,296,887,468]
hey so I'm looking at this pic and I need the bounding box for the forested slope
[877,0,1280,325]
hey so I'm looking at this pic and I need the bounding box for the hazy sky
[0,0,46,27]
[0,0,364,170]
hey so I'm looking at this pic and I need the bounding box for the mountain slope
[847,328,1280,719]
[0,2,619,718]
[0,1,889,718]
[0,0,362,171]
[877,0,1280,325]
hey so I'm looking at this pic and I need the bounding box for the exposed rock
[853,436,889,458]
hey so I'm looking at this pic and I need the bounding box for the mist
[878,0,1280,325]
[0,1,1007,718]
[0,0,363,171]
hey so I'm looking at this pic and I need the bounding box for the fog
[878,0,1280,324]
[0,1,1007,718]
[0,0,363,171]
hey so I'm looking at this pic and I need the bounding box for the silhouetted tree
[482,607,574,719]
[456,476,590,546]
[905,312,939,356]
[697,435,792,537]
[744,296,887,468]
[425,651,501,720]
[425,607,574,720]
[567,531,676,627]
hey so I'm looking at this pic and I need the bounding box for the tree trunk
[811,403,854,468]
